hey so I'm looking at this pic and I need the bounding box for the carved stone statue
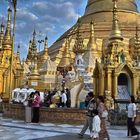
[105,90,114,110]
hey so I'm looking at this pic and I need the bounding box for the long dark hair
[130,96,135,103]
[97,96,104,103]
[35,91,40,96]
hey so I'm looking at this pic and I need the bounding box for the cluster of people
[24,88,71,123]
[79,92,109,140]
[43,88,71,108]
[79,92,140,140]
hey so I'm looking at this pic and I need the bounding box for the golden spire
[1,22,4,34]
[0,23,4,49]
[32,29,37,52]
[16,44,21,67]
[42,35,48,61]
[73,18,85,54]
[58,37,72,68]
[3,8,12,48]
[109,0,123,41]
[88,20,97,50]
[26,40,32,60]
[134,25,140,64]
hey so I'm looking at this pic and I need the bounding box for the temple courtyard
[0,115,139,140]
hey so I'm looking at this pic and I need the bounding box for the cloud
[17,8,38,21]
[0,0,86,59]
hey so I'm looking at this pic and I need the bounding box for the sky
[0,0,140,60]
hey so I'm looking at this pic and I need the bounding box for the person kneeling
[91,109,101,140]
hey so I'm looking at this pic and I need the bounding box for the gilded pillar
[132,74,137,97]
[114,74,118,99]
[107,70,112,91]
[2,76,7,94]
[99,73,104,96]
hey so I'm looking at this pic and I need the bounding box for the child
[91,109,101,140]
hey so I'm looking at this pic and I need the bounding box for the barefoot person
[127,96,140,139]
[97,96,110,140]
[91,109,101,140]
[78,92,96,138]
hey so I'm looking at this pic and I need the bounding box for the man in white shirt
[127,96,139,139]
[61,90,67,107]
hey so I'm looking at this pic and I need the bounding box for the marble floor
[0,118,139,140]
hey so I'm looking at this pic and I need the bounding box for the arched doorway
[117,73,131,99]
[118,73,128,86]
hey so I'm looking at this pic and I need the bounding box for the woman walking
[97,96,110,140]
[127,96,140,139]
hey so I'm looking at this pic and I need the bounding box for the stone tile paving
[0,118,139,140]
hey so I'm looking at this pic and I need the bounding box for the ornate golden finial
[73,18,85,54]
[87,20,97,50]
[3,8,12,47]
[90,20,95,41]
[58,37,72,68]
[109,0,123,41]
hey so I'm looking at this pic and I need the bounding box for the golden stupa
[47,0,140,102]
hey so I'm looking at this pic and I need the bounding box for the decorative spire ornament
[109,0,123,41]
[73,18,85,54]
[3,8,12,47]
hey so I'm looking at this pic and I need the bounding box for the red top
[32,95,41,107]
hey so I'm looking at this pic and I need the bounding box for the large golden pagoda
[49,0,139,62]
[47,0,140,102]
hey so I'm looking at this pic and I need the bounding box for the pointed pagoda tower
[57,37,72,71]
[26,40,32,65]
[28,29,41,90]
[1,8,12,67]
[0,23,4,49]
[83,21,98,72]
[38,36,49,68]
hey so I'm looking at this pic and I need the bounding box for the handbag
[102,110,108,118]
